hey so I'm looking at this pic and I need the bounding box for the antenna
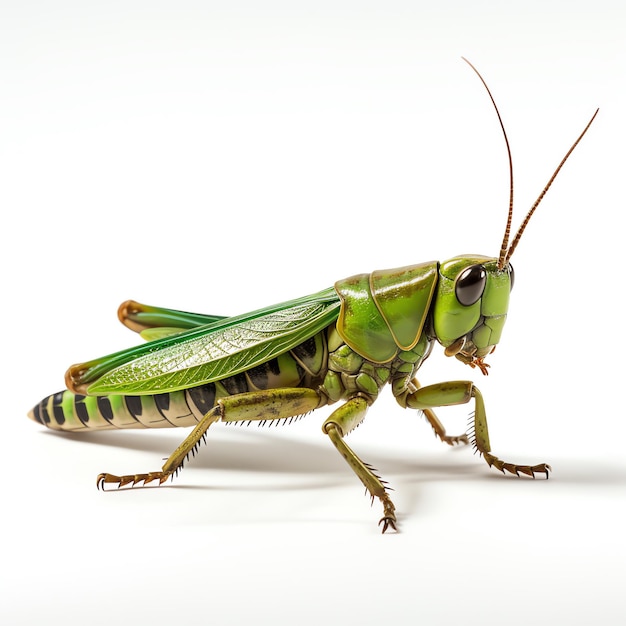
[504,108,599,264]
[462,58,598,267]
[461,57,514,270]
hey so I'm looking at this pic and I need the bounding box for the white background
[1,2,624,624]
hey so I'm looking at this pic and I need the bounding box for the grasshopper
[29,60,597,531]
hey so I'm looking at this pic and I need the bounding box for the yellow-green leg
[97,388,323,489]
[404,381,551,478]
[322,395,397,533]
[410,378,469,446]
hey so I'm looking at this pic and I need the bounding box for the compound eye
[508,263,515,290]
[455,264,487,306]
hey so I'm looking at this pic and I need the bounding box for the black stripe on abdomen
[186,384,216,419]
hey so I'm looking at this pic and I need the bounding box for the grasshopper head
[431,61,597,373]
[433,255,513,374]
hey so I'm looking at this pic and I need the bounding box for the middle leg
[322,395,397,533]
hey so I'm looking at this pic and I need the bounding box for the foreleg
[407,378,469,446]
[404,381,550,478]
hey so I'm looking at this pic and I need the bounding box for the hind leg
[97,388,323,489]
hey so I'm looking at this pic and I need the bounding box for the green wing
[67,288,340,396]
[117,299,226,339]
[138,327,196,341]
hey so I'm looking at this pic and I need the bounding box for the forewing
[67,288,340,395]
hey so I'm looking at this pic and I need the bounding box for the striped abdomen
[29,331,329,432]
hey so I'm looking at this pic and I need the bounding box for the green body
[29,63,595,530]
[30,255,528,532]
[30,257,509,433]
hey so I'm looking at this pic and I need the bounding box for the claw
[378,496,398,533]
[97,472,122,490]
[379,516,398,533]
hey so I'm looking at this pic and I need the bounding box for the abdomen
[29,332,329,432]
[29,386,222,431]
